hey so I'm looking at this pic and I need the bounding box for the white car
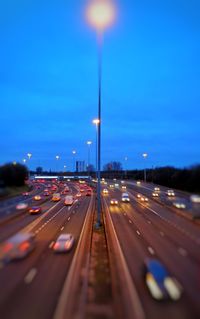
[122,193,130,202]
[64,195,74,206]
[154,187,160,192]
[136,181,141,185]
[53,234,74,252]
[190,195,200,203]
[16,202,28,210]
[121,185,127,190]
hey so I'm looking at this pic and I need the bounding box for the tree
[0,163,28,187]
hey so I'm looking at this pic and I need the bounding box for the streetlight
[22,159,27,164]
[86,0,116,227]
[27,153,32,178]
[55,155,60,173]
[72,150,76,173]
[92,118,100,176]
[124,156,128,179]
[86,141,92,174]
[142,153,148,183]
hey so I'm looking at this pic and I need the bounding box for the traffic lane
[104,198,193,319]
[126,183,194,214]
[0,197,92,319]
[0,196,90,312]
[125,197,200,262]
[109,195,200,313]
[0,186,46,219]
[0,197,64,242]
[127,188,200,242]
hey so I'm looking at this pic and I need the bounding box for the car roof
[122,193,129,196]
[57,234,73,240]
[146,259,168,282]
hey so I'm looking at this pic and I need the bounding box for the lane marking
[160,231,165,237]
[24,268,37,284]
[136,230,140,236]
[60,226,64,231]
[148,247,155,255]
[68,217,71,221]
[178,247,188,257]
[129,220,132,224]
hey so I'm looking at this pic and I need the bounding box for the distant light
[13,161,17,165]
[86,0,116,31]
[27,153,32,159]
[87,141,92,145]
[142,153,148,159]
[72,150,76,155]
[23,159,27,163]
[55,155,60,160]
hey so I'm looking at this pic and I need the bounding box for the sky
[0,0,199,171]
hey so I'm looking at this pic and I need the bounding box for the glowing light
[86,0,116,31]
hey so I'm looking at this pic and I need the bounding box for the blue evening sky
[0,0,199,171]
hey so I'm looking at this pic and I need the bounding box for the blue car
[145,259,182,301]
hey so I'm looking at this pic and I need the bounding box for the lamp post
[86,141,92,174]
[72,150,76,174]
[27,153,32,178]
[86,0,116,227]
[92,118,100,178]
[124,156,128,179]
[55,155,60,174]
[142,153,148,183]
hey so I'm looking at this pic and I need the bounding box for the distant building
[76,161,85,172]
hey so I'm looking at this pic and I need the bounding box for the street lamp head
[87,140,92,145]
[72,150,76,155]
[142,153,148,159]
[27,153,32,159]
[92,118,100,125]
[86,0,116,31]
[55,155,60,160]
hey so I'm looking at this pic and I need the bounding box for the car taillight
[3,242,13,253]
[54,243,60,249]
[20,242,30,252]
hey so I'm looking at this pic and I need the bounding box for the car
[152,192,159,197]
[33,195,42,201]
[76,192,81,198]
[22,192,29,196]
[43,191,50,196]
[136,181,141,185]
[114,183,119,188]
[166,190,175,197]
[121,185,127,190]
[64,195,74,205]
[154,187,160,192]
[173,202,186,209]
[53,234,74,252]
[102,189,108,195]
[109,184,114,188]
[145,258,182,301]
[190,195,200,203]
[16,202,28,210]
[121,193,130,202]
[140,196,148,202]
[52,193,61,202]
[110,199,119,205]
[29,206,42,214]
[0,232,35,261]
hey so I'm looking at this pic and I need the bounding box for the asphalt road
[103,184,200,319]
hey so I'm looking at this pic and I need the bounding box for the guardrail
[102,198,146,319]
[53,195,95,319]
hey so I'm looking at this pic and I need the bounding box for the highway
[0,179,200,319]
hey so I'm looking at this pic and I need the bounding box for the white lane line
[129,220,132,224]
[160,231,165,237]
[49,241,55,249]
[24,268,37,284]
[147,220,151,224]
[61,226,64,231]
[178,247,188,257]
[148,247,155,255]
[136,230,140,236]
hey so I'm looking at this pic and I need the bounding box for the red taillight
[20,242,30,252]
[54,243,60,249]
[3,242,13,253]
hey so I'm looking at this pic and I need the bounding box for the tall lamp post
[55,155,60,174]
[86,141,92,175]
[142,153,148,183]
[72,150,76,174]
[86,0,116,227]
[27,153,32,178]
[92,118,100,178]
[124,156,128,179]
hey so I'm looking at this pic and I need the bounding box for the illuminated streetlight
[124,156,128,179]
[142,153,148,182]
[27,153,32,160]
[22,159,27,164]
[86,141,92,174]
[86,0,116,227]
[72,150,76,173]
[92,118,100,175]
